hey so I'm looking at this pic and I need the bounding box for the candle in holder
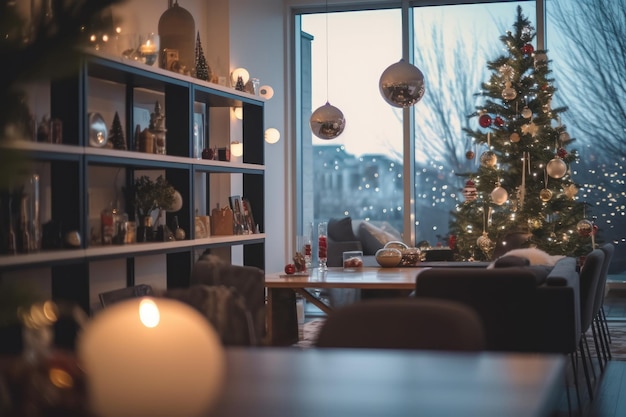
[138,33,159,66]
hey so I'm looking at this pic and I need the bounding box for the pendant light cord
[325,0,329,103]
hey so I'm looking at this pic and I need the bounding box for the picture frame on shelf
[242,198,256,234]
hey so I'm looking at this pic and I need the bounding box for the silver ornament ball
[379,59,425,108]
[310,102,346,140]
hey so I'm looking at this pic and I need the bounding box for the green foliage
[129,175,176,217]
[450,6,592,261]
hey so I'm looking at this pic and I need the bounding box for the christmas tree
[108,111,126,150]
[194,31,211,82]
[449,6,594,261]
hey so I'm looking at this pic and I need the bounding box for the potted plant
[128,175,175,242]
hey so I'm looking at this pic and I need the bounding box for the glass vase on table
[318,221,328,271]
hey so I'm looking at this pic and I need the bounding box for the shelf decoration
[126,175,175,242]
[108,111,127,150]
[149,101,166,155]
[194,31,212,82]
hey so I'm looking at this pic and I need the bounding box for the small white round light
[259,85,274,100]
[264,128,280,144]
[230,141,243,157]
[230,68,250,86]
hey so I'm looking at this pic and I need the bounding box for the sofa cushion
[358,221,399,255]
[328,217,358,242]
[492,255,530,268]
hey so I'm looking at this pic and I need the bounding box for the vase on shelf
[136,215,154,243]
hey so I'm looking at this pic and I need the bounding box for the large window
[300,9,403,234]
[296,0,626,268]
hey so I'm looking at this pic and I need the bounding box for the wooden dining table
[210,347,566,417]
[265,267,426,344]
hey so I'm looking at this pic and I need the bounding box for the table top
[265,267,424,290]
[210,347,566,417]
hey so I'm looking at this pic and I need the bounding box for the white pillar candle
[77,297,225,417]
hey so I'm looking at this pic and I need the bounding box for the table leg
[295,288,333,315]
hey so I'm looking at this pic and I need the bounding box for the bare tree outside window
[548,0,626,270]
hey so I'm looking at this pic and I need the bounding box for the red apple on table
[284,264,296,274]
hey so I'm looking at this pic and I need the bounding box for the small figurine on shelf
[149,101,166,155]
[235,75,245,91]
[173,216,185,240]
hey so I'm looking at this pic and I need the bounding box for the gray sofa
[327,217,402,267]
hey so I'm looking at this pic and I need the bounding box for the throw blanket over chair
[315,298,486,351]
[189,255,266,345]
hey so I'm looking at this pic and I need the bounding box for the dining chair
[577,248,605,400]
[593,243,615,366]
[315,298,486,351]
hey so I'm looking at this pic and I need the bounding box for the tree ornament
[528,217,542,230]
[520,121,538,136]
[501,81,517,100]
[108,111,127,150]
[465,150,475,160]
[521,106,532,119]
[521,44,534,55]
[547,158,567,178]
[576,219,594,237]
[462,180,477,202]
[510,132,520,143]
[490,184,508,205]
[478,114,492,128]
[476,232,494,255]
[480,151,497,167]
[494,116,504,127]
[557,148,568,158]
[539,188,553,202]
[563,183,578,199]
[498,64,515,80]
[194,31,211,82]
[559,131,571,143]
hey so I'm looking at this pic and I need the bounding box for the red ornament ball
[557,148,568,158]
[478,114,492,128]
[521,44,535,55]
[284,263,296,274]
[494,116,505,127]
[465,150,475,160]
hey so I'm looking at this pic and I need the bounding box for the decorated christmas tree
[194,31,211,82]
[108,111,126,150]
[449,6,594,261]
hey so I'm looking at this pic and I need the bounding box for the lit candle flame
[139,299,160,328]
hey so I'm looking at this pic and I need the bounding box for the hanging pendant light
[379,59,425,108]
[309,1,345,140]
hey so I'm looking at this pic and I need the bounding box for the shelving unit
[0,52,266,314]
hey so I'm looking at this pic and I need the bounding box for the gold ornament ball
[576,219,593,237]
[490,186,508,205]
[480,151,497,167]
[510,132,520,143]
[521,106,532,119]
[502,86,517,100]
[546,158,568,179]
[476,233,494,254]
[528,218,542,230]
[539,188,553,202]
